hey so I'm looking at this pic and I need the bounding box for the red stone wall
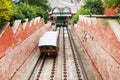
[0,17,52,80]
[104,4,120,15]
[73,16,120,80]
[104,8,116,15]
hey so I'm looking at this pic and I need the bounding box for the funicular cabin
[38,31,59,56]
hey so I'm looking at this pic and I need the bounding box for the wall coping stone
[12,20,21,33]
[23,19,28,29]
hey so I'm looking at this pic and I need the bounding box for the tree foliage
[0,0,51,25]
[104,0,120,8]
[19,0,51,20]
[83,0,104,15]
[71,8,90,24]
[104,0,120,23]
[0,0,14,25]
[28,0,51,12]
[71,0,104,24]
[10,2,46,26]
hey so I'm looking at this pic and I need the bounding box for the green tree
[104,0,120,23]
[71,8,90,24]
[71,0,104,24]
[83,0,104,15]
[28,0,51,12]
[0,0,14,25]
[10,4,25,26]
[104,0,120,8]
[19,2,36,20]
[10,2,46,26]
[20,0,51,21]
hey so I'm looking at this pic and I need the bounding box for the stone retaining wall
[73,15,120,80]
[0,17,52,80]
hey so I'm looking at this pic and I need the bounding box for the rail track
[28,27,87,80]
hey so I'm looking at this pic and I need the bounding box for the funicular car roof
[38,31,58,46]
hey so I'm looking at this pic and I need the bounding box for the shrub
[18,2,35,20]
[18,2,46,20]
[0,0,14,25]
[10,4,25,26]
[71,7,90,24]
[104,0,120,8]
[118,16,120,24]
[83,0,104,15]
[1,1,48,26]
[71,0,104,24]
[10,2,46,26]
[117,9,120,14]
[32,5,46,18]
[20,0,51,21]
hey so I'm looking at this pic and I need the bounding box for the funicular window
[46,46,49,50]
[40,46,45,52]
[49,46,53,50]
[43,46,46,50]
[53,46,56,49]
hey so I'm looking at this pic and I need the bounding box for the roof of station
[48,0,81,14]
[52,6,72,16]
[52,14,71,17]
